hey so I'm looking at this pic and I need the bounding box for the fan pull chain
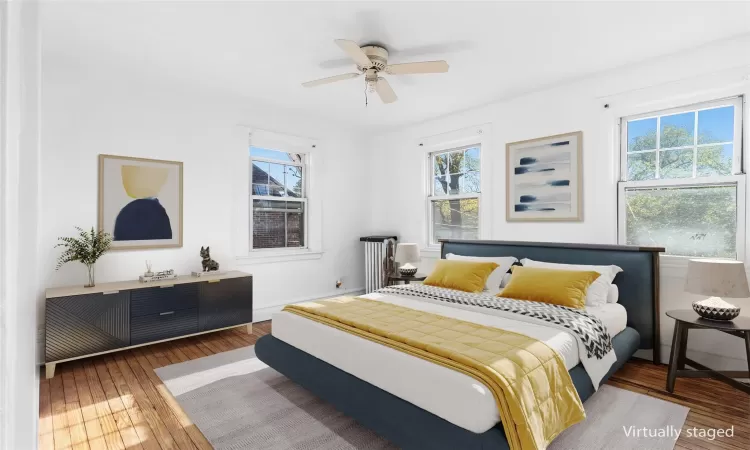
[364,83,368,107]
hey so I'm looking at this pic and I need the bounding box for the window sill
[420,248,442,259]
[236,250,324,265]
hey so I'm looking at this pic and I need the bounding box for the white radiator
[360,236,397,294]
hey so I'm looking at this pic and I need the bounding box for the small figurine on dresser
[200,246,220,272]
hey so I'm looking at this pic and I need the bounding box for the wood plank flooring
[39,321,749,449]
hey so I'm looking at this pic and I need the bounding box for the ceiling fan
[302,39,450,104]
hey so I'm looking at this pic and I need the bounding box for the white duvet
[271,291,626,433]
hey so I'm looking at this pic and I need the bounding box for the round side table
[665,309,750,394]
[387,273,427,285]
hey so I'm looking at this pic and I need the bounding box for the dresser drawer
[131,308,198,345]
[130,284,199,317]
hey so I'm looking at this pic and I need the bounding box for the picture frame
[506,131,583,222]
[98,154,183,250]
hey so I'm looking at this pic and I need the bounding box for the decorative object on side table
[394,243,420,276]
[55,227,112,287]
[99,154,183,250]
[685,259,747,321]
[506,131,583,222]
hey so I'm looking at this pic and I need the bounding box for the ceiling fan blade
[375,77,397,104]
[386,60,449,75]
[302,72,360,88]
[334,39,373,68]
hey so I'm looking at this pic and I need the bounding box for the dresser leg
[45,363,56,379]
[246,323,253,334]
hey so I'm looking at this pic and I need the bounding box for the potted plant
[56,227,113,287]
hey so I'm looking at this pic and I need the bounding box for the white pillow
[445,254,517,295]
[519,258,622,307]
[500,272,513,288]
[606,284,619,303]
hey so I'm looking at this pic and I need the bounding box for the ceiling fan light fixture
[300,39,450,104]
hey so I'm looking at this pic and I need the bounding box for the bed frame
[256,239,664,450]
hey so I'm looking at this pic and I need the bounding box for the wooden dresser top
[46,270,252,299]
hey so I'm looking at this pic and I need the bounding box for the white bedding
[271,291,627,433]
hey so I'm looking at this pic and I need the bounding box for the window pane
[660,112,694,148]
[434,176,448,196]
[431,198,479,244]
[252,162,269,184]
[698,106,734,144]
[250,147,301,162]
[252,199,287,249]
[252,199,305,249]
[627,152,656,181]
[448,151,462,174]
[252,184,269,196]
[266,163,285,197]
[659,148,693,179]
[461,171,480,193]
[627,118,657,152]
[286,201,305,248]
[624,185,736,258]
[285,165,303,198]
[434,174,460,195]
[464,147,480,171]
[697,144,733,177]
[434,153,448,176]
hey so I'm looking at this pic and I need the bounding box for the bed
[256,239,663,449]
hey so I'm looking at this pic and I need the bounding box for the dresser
[44,271,252,378]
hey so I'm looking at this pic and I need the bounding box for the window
[428,145,481,245]
[618,97,744,258]
[250,146,306,250]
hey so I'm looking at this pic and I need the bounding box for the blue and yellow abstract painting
[506,132,582,221]
[99,155,183,249]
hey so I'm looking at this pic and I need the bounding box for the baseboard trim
[253,287,365,322]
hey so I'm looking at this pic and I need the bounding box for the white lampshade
[684,259,750,298]
[394,243,420,264]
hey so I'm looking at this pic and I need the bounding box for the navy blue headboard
[440,239,664,363]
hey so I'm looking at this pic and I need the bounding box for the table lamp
[685,259,748,321]
[395,243,420,276]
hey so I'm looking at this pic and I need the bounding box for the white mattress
[271,293,627,433]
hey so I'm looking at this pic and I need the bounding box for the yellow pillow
[499,266,600,309]
[423,260,499,293]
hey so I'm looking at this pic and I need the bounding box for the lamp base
[398,263,418,277]
[692,297,741,321]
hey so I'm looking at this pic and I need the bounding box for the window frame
[617,96,745,260]
[426,143,482,247]
[249,147,309,252]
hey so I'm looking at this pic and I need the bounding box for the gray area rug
[155,346,688,450]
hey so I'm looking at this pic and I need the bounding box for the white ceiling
[42,1,750,130]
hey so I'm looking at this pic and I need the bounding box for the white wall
[367,34,750,370]
[39,56,368,337]
[0,0,42,448]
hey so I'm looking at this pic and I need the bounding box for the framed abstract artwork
[98,155,183,250]
[506,131,583,222]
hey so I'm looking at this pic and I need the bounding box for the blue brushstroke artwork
[515,203,572,212]
[515,179,570,189]
[508,131,581,220]
[114,198,173,241]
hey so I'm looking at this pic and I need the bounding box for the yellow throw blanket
[283,297,585,450]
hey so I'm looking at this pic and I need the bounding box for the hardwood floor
[39,321,749,450]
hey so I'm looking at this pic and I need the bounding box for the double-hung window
[618,97,744,258]
[427,145,481,245]
[250,146,307,250]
